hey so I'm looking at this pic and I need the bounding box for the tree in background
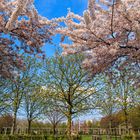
[109,61,139,129]
[101,58,140,128]
[44,107,65,136]
[22,57,44,134]
[98,59,139,129]
[43,54,99,139]
[0,79,12,114]
[97,74,118,129]
[24,87,45,134]
[0,114,13,129]
[1,56,43,134]
[7,73,27,135]
[100,112,124,129]
[100,105,140,129]
[129,106,140,129]
[56,0,140,74]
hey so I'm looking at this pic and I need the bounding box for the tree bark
[67,114,72,140]
[11,111,17,135]
[109,117,113,129]
[53,124,56,136]
[27,119,32,134]
[124,109,128,129]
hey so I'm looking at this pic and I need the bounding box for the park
[0,0,140,140]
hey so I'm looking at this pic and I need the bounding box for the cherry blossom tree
[1,0,140,77]
[0,0,56,78]
[56,0,140,74]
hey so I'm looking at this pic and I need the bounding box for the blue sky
[34,0,88,57]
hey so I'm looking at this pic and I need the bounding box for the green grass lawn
[81,135,122,140]
[0,134,136,140]
[81,135,92,140]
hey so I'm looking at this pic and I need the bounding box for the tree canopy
[0,0,55,78]
[57,0,140,74]
[1,0,140,77]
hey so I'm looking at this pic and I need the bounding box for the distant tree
[3,56,42,134]
[24,87,44,134]
[110,61,139,129]
[86,120,93,128]
[7,74,26,134]
[100,105,140,129]
[30,120,48,129]
[21,57,44,134]
[0,114,13,129]
[100,113,123,129]
[98,59,139,129]
[44,107,65,136]
[129,106,140,129]
[0,79,11,114]
[97,74,118,129]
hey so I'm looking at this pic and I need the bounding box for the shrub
[122,135,132,140]
[135,135,140,140]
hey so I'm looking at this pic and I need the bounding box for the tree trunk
[109,118,113,129]
[124,109,128,129]
[107,116,112,140]
[27,119,32,134]
[67,115,72,140]
[53,124,56,136]
[11,112,17,135]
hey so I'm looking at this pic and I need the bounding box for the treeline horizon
[0,104,139,129]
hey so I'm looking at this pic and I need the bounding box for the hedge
[0,135,82,140]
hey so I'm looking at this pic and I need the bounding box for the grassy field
[0,134,137,140]
[81,135,118,140]
[81,135,92,140]
[81,135,132,140]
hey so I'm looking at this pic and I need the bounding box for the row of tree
[0,53,139,139]
[100,105,140,129]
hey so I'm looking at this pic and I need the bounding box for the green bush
[46,134,82,140]
[0,135,48,140]
[122,135,132,140]
[72,135,82,140]
[135,135,140,140]
[0,134,83,140]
